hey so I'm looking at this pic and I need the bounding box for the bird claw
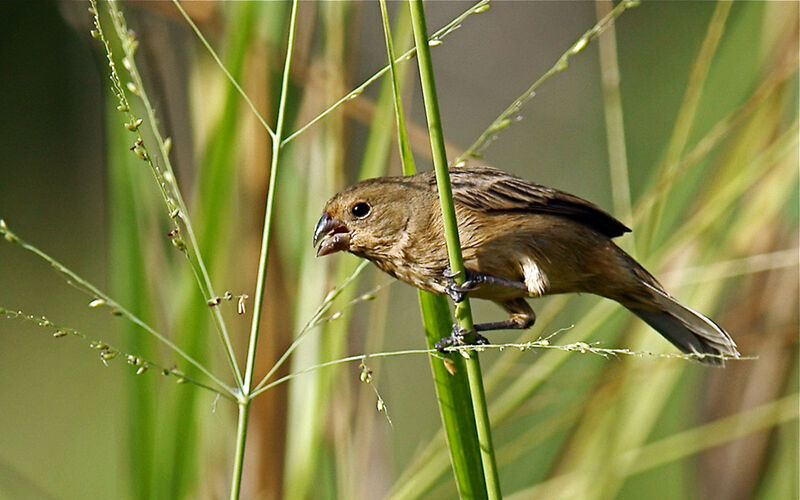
[435,324,489,352]
[446,286,467,303]
[444,267,479,303]
[442,266,460,279]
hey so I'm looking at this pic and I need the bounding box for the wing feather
[431,166,630,238]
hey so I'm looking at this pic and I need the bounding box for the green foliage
[0,1,796,499]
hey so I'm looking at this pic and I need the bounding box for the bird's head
[313,178,417,259]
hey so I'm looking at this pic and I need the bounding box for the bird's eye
[351,202,371,219]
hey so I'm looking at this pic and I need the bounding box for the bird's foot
[435,324,489,353]
[443,267,481,303]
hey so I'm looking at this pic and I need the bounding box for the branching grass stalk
[282,0,491,146]
[0,220,232,396]
[251,261,369,396]
[455,0,639,164]
[171,0,275,140]
[92,0,243,390]
[0,307,234,401]
[231,2,299,497]
[409,0,501,497]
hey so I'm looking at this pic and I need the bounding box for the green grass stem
[455,0,639,165]
[172,0,275,139]
[409,0,500,497]
[640,0,732,252]
[231,2,299,497]
[0,220,231,395]
[596,0,634,241]
[281,0,490,147]
[379,2,487,496]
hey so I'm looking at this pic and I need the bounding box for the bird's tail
[624,280,740,366]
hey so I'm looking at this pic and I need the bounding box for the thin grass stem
[596,0,634,240]
[95,0,243,390]
[249,330,755,402]
[281,0,491,147]
[230,2,299,497]
[172,0,275,140]
[0,220,233,396]
[379,0,416,173]
[0,307,235,401]
[455,0,638,164]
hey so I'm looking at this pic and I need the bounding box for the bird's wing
[442,166,630,238]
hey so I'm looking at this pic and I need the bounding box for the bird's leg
[473,298,536,333]
[444,267,528,303]
[435,324,490,353]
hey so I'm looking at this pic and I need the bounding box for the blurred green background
[0,1,797,499]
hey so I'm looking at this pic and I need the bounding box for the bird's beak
[313,212,351,257]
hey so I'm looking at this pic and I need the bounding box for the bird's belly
[371,256,448,295]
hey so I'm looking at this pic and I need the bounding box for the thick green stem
[380,2,485,497]
[408,1,501,498]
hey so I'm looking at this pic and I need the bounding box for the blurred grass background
[0,1,797,499]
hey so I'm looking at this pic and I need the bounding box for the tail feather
[628,282,740,366]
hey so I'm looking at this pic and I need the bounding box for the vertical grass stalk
[595,0,634,236]
[230,1,299,498]
[408,0,501,497]
[380,2,487,497]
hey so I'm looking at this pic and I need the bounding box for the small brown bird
[313,166,739,365]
